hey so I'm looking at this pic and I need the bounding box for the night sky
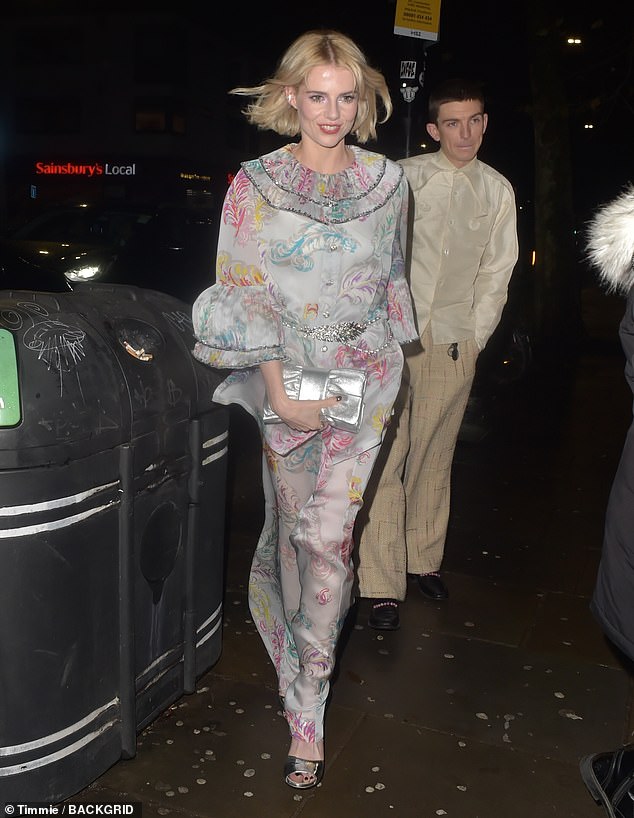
[3,0,631,223]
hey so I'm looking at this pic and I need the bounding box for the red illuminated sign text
[35,162,137,177]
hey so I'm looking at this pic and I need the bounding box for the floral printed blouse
[192,144,417,463]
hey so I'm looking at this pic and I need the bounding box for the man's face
[426,99,488,168]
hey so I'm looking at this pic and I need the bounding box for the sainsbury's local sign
[35,161,137,177]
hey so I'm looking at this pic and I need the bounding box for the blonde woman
[192,29,417,789]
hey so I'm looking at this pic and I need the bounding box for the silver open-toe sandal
[284,755,324,789]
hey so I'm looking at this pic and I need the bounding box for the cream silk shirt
[399,149,518,350]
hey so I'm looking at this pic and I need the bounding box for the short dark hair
[427,78,485,124]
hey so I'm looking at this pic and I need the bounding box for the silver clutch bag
[262,364,367,433]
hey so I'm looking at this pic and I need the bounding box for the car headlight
[65,264,103,282]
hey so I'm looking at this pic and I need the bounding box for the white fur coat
[586,184,634,294]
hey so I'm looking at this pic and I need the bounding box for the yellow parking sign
[394,0,442,41]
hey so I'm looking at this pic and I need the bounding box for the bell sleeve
[192,170,285,369]
[386,175,419,344]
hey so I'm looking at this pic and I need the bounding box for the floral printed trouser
[249,430,379,745]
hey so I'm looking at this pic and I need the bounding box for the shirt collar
[431,149,489,216]
[241,145,403,225]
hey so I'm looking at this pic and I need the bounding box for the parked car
[0,201,218,303]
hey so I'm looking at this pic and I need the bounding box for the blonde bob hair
[230,29,392,144]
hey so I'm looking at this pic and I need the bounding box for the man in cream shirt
[357,77,519,630]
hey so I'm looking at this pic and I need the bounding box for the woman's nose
[325,99,339,119]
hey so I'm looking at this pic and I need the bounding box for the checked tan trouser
[355,327,478,600]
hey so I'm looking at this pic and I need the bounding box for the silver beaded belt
[282,315,382,343]
[281,315,392,355]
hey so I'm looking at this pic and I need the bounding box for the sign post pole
[393,0,442,157]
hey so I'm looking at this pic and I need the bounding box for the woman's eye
[342,95,357,104]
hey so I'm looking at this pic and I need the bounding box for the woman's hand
[273,395,341,432]
[260,360,341,432]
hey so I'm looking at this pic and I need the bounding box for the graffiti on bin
[0,301,86,394]
[167,379,183,407]
[0,299,50,328]
[24,321,86,371]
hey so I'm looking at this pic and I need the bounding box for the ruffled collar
[240,144,403,224]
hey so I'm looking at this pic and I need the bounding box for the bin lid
[0,284,224,467]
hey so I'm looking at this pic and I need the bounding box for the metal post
[398,43,428,158]
[118,443,136,759]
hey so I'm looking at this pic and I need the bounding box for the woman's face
[287,64,358,149]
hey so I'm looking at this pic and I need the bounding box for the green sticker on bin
[0,329,21,426]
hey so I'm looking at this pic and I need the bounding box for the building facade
[0,5,263,231]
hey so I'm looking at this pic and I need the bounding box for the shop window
[135,107,167,133]
[135,99,185,135]
[172,112,186,135]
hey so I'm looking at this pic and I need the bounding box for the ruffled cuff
[192,282,285,369]
[192,339,284,369]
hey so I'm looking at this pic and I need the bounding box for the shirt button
[325,280,333,286]
[330,243,338,251]
[323,311,330,318]
[443,248,449,255]
[321,345,328,352]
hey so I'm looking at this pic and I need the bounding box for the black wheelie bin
[0,283,229,803]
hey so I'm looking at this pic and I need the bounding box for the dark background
[2,0,631,225]
[208,0,632,223]
[0,0,631,342]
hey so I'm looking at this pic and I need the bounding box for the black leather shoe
[416,573,449,600]
[580,744,634,817]
[368,599,400,630]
